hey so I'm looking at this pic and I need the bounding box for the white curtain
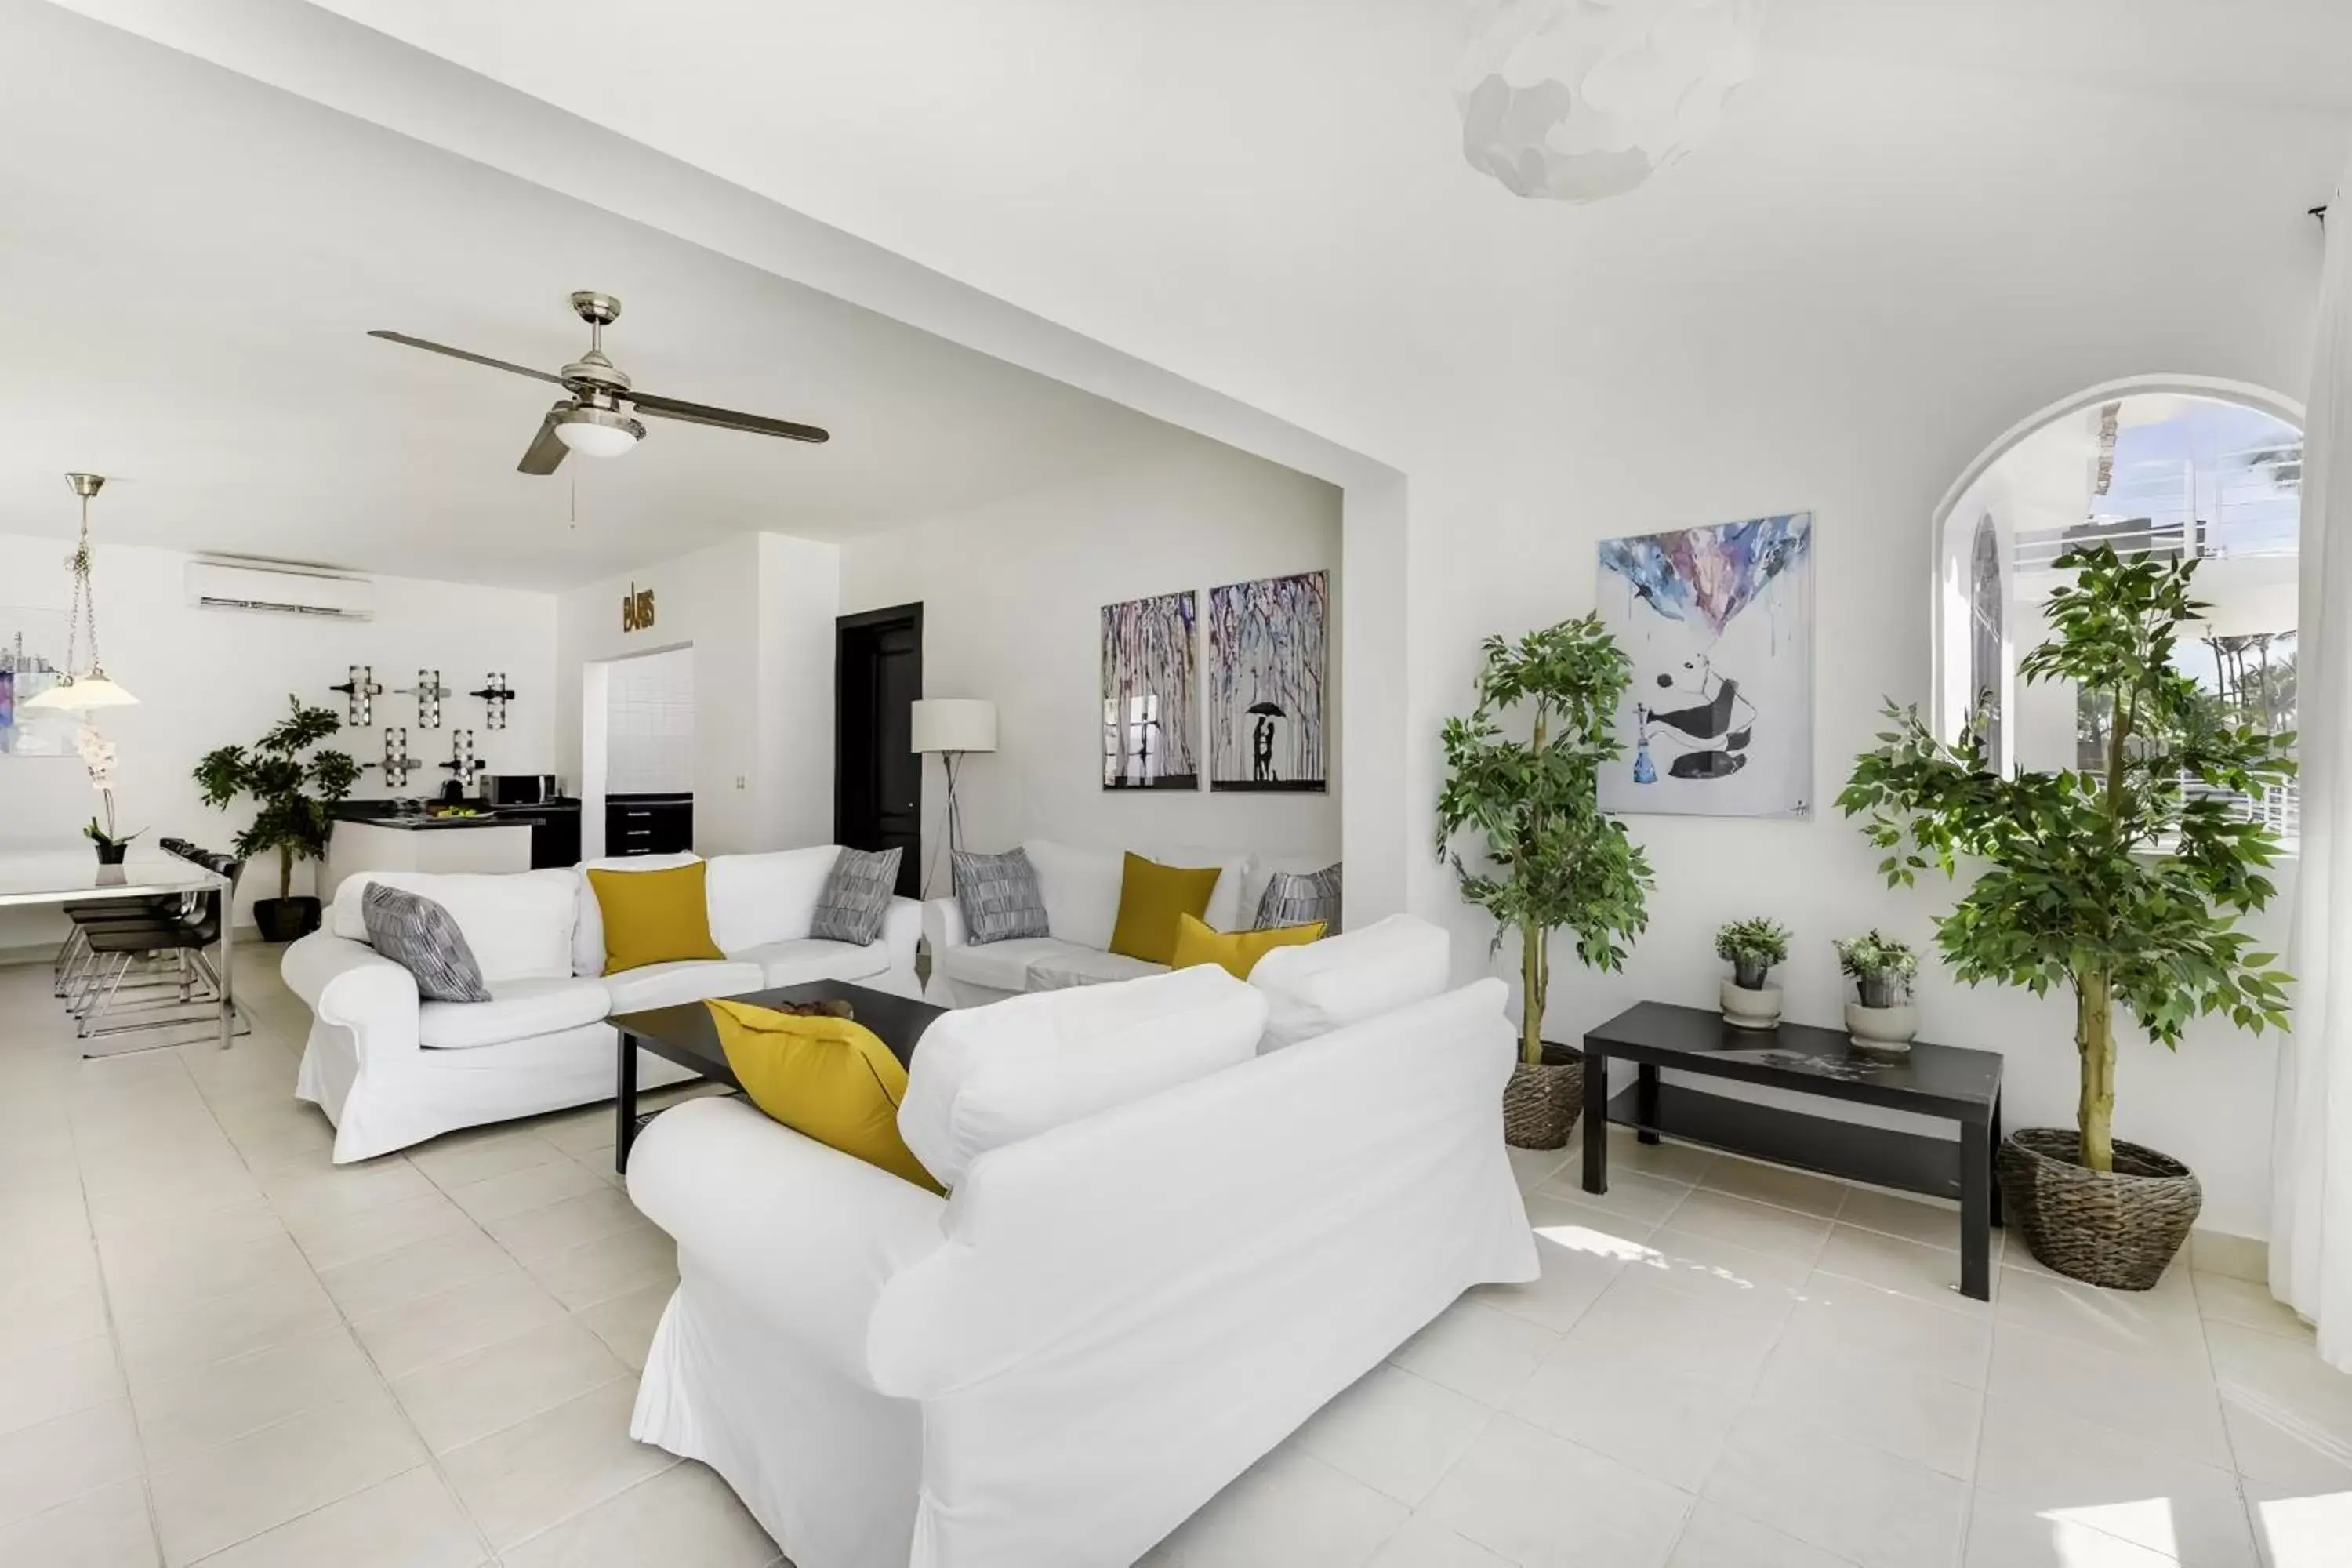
[2273,148,2352,1372]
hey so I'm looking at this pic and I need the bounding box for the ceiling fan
[369,291,829,474]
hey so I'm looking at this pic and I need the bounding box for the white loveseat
[920,838,1327,1007]
[624,915,1534,1568]
[283,847,921,1162]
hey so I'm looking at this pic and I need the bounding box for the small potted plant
[1715,917,1789,1029]
[74,724,140,872]
[1834,929,1919,1051]
[1439,616,1653,1149]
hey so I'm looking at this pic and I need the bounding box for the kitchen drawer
[605,799,693,855]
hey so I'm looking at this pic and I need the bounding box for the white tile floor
[4,955,2350,1566]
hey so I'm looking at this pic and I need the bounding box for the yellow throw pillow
[705,1000,943,1192]
[587,862,726,975]
[1107,852,1225,966]
[1171,912,1326,980]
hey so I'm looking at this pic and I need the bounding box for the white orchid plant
[76,724,139,851]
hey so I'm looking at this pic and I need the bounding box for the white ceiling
[0,5,1218,590]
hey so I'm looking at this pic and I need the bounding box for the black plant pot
[93,840,128,866]
[253,896,322,944]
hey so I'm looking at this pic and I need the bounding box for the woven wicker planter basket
[1503,1043,1584,1150]
[1996,1127,2201,1292]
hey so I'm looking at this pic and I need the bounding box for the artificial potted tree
[195,695,361,942]
[1715,917,1790,1029]
[1834,930,1919,1051]
[1840,546,2292,1290]
[1439,615,1654,1149]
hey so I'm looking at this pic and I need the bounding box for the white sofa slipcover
[923,839,1332,1007]
[285,848,922,1162]
[625,917,1533,1568]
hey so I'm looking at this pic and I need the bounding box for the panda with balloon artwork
[1597,512,1813,818]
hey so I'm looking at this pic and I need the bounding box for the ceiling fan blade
[630,390,829,444]
[517,411,570,475]
[368,330,565,386]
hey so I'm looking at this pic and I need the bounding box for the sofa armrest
[281,931,421,1064]
[627,1097,947,1388]
[869,896,923,1000]
[921,895,967,953]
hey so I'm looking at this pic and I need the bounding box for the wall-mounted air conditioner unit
[185,560,376,621]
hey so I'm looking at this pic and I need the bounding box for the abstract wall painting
[0,607,74,758]
[1102,590,1200,789]
[1596,512,1813,818]
[1207,572,1329,793]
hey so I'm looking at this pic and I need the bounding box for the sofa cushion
[1249,913,1451,1051]
[417,975,611,1050]
[735,938,892,988]
[953,848,1051,944]
[808,846,902,946]
[1021,840,1123,949]
[361,884,491,1003]
[1254,863,1342,934]
[1109,853,1224,965]
[588,862,728,974]
[1026,949,1167,991]
[334,869,579,985]
[898,964,1268,1188]
[601,959,768,1014]
[1171,912,1324,981]
[706,1000,942,1193]
[937,936,1073,994]
[572,853,701,977]
[706,846,842,952]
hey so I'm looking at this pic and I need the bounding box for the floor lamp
[910,699,997,898]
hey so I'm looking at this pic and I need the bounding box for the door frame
[833,602,925,858]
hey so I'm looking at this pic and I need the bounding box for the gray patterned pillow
[953,847,1051,945]
[361,883,492,1003]
[811,846,902,946]
[1254,863,1342,934]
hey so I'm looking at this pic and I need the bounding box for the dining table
[0,849,237,1054]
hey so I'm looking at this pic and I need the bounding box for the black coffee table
[1581,1002,2005,1300]
[611,978,947,1173]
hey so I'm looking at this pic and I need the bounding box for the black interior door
[836,604,924,898]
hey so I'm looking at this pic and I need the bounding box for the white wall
[0,533,556,945]
[839,443,1342,892]
[555,532,839,856]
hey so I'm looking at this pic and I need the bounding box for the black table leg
[1989,1090,2004,1229]
[1635,1062,1661,1145]
[1581,1042,1610,1196]
[1959,1111,1992,1301]
[615,1030,639,1177]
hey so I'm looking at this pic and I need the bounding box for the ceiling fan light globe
[551,405,644,458]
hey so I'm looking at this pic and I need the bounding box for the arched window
[1936,382,2303,842]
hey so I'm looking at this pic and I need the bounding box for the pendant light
[23,473,137,711]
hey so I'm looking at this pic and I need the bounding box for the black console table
[1581,1002,2005,1300]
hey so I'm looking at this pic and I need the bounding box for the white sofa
[283,847,922,1163]
[921,838,1327,1007]
[625,915,1534,1568]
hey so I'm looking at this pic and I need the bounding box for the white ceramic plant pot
[1720,977,1781,1030]
[1846,1000,1918,1052]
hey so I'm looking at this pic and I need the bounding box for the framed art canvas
[1596,512,1813,818]
[1102,590,1200,789]
[0,607,75,757]
[1207,571,1328,793]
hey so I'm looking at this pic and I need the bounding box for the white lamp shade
[910,698,997,754]
[20,673,137,711]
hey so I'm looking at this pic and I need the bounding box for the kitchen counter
[345,814,544,831]
[321,816,533,904]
